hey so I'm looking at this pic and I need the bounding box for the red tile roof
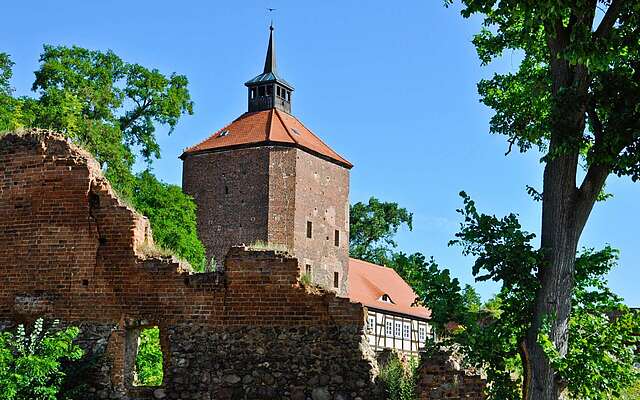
[348,258,431,320]
[181,109,352,168]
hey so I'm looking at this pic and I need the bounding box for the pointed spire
[263,23,277,74]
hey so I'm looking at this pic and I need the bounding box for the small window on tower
[334,272,339,288]
[334,230,340,247]
[251,88,256,99]
[259,86,266,96]
[266,85,273,95]
[305,264,312,275]
[224,185,229,195]
[306,221,313,238]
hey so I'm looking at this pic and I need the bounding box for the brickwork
[293,148,350,296]
[182,147,271,267]
[416,350,486,400]
[0,130,380,399]
[182,145,350,295]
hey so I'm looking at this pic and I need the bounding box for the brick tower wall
[182,147,271,267]
[183,145,350,296]
[293,149,350,297]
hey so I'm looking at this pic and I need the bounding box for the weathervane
[267,7,276,29]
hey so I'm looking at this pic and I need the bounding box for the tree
[447,1,640,398]
[0,319,83,400]
[439,193,640,399]
[0,53,21,132]
[349,197,413,265]
[0,47,205,269]
[462,284,482,313]
[132,170,205,268]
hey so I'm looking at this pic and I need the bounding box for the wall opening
[126,326,164,388]
[306,221,313,238]
[334,230,340,247]
[334,272,339,288]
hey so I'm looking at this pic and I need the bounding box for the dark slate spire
[263,23,277,74]
[245,24,294,114]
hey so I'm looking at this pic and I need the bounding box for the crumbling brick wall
[0,130,380,400]
[416,350,486,400]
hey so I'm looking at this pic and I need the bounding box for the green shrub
[379,352,419,400]
[0,318,83,400]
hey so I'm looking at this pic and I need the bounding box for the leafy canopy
[0,46,205,268]
[349,197,413,265]
[351,194,639,399]
[422,193,640,400]
[25,45,193,195]
[448,0,640,180]
[132,171,205,269]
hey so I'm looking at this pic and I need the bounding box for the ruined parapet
[417,349,486,400]
[0,130,382,399]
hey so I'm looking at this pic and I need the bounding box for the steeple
[263,23,276,74]
[245,25,294,114]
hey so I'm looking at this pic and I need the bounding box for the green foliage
[538,250,640,399]
[446,0,640,174]
[429,193,640,400]
[445,1,640,398]
[0,53,22,132]
[25,45,193,196]
[349,197,413,265]
[0,46,205,270]
[0,319,83,400]
[620,379,640,400]
[378,352,419,400]
[462,284,482,313]
[131,170,205,269]
[134,327,163,386]
[299,273,312,287]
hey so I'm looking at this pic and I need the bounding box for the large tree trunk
[523,148,581,400]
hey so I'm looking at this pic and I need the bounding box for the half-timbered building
[348,258,433,354]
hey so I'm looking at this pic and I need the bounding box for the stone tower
[181,26,352,296]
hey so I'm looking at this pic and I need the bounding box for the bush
[379,352,419,400]
[0,319,83,400]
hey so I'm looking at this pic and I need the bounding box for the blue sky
[2,1,638,305]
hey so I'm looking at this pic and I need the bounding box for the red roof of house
[348,258,431,320]
[181,109,352,168]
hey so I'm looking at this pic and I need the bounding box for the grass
[246,240,290,253]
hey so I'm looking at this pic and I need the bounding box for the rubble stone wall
[416,350,486,400]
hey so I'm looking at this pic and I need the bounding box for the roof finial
[263,21,277,74]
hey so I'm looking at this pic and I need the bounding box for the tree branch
[119,98,152,132]
[576,106,634,231]
[586,101,604,144]
[594,0,623,39]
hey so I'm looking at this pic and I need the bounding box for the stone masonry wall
[0,130,381,400]
[293,148,350,297]
[182,145,350,297]
[416,350,486,400]
[182,147,271,268]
